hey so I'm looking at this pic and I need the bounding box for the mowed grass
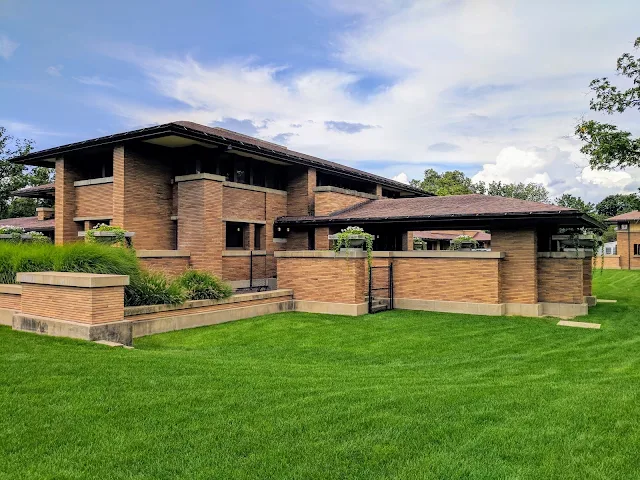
[2,271,640,479]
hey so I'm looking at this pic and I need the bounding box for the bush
[53,243,140,278]
[125,270,186,307]
[175,270,233,301]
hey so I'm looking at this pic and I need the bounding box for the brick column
[315,227,330,250]
[112,145,125,228]
[176,174,224,277]
[491,229,538,304]
[402,231,414,251]
[375,184,383,198]
[54,157,80,245]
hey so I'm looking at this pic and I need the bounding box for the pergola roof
[11,183,55,199]
[606,210,640,223]
[277,194,604,230]
[0,216,55,231]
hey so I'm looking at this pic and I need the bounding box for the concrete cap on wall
[17,272,130,288]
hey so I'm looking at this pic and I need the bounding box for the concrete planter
[328,234,367,249]
[78,231,135,238]
[0,234,47,241]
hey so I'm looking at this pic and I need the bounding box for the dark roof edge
[276,211,606,230]
[11,123,428,196]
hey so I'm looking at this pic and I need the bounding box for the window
[254,225,263,250]
[234,159,247,184]
[634,244,640,256]
[226,222,245,249]
[308,230,315,250]
[605,247,612,255]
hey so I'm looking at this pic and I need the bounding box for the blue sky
[1,0,639,201]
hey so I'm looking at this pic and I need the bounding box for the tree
[595,193,640,218]
[556,193,595,215]
[576,37,640,170]
[0,126,53,219]
[409,168,479,196]
[483,181,550,203]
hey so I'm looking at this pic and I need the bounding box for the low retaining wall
[126,289,294,337]
[0,284,21,326]
[593,255,621,270]
[137,250,191,277]
[276,250,592,318]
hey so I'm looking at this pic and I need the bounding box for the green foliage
[556,193,596,215]
[174,270,233,301]
[596,193,640,218]
[125,270,186,307]
[576,37,640,170]
[86,223,129,247]
[410,169,550,203]
[448,235,478,251]
[332,226,374,266]
[0,125,54,219]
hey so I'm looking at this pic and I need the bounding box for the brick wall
[221,255,269,282]
[287,167,315,216]
[314,190,369,216]
[617,230,640,270]
[177,178,224,277]
[277,256,366,304]
[75,183,113,219]
[55,157,81,245]
[287,230,309,250]
[139,257,191,277]
[537,258,585,304]
[583,258,592,297]
[20,284,124,324]
[0,291,21,310]
[121,146,174,250]
[393,258,501,303]
[492,230,538,304]
[223,186,266,220]
[315,227,330,250]
[593,255,620,270]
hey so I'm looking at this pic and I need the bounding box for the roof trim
[11,122,428,196]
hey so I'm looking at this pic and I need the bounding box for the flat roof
[11,121,428,197]
[11,183,56,199]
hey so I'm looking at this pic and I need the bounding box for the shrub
[175,270,233,301]
[125,270,186,307]
[86,223,129,247]
[53,243,140,277]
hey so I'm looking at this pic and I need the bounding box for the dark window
[254,225,263,250]
[234,159,247,184]
[226,222,245,249]
[634,244,640,256]
[219,159,234,181]
[308,230,315,250]
[252,161,266,187]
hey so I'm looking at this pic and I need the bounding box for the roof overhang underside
[11,123,426,197]
[275,212,604,231]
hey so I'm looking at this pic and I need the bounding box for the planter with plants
[330,226,374,266]
[80,224,134,247]
[0,226,50,243]
[448,235,479,251]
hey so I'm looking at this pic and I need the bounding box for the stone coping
[223,218,267,225]
[174,173,225,183]
[222,250,268,257]
[223,181,287,196]
[17,271,130,288]
[0,284,21,295]
[74,177,114,187]
[73,216,113,222]
[136,250,190,258]
[125,288,293,316]
[372,250,505,259]
[275,250,368,258]
[538,251,593,259]
[272,238,287,243]
[78,231,135,237]
[36,207,54,212]
[313,185,378,200]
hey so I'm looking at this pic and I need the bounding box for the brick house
[605,211,640,270]
[10,121,603,317]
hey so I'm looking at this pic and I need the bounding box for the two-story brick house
[11,121,426,287]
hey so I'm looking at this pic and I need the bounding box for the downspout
[628,226,631,270]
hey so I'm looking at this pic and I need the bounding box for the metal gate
[236,251,270,293]
[368,263,393,314]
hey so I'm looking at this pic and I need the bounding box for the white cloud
[93,0,640,201]
[0,119,70,137]
[0,34,18,60]
[73,75,114,87]
[392,172,410,184]
[46,65,63,77]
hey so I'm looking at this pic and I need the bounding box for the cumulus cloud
[392,172,410,184]
[92,1,640,201]
[0,34,18,60]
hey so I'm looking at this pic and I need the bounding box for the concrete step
[370,304,389,314]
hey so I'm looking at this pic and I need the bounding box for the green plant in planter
[449,235,478,251]
[86,223,129,247]
[332,226,374,267]
[28,232,50,244]
[0,225,25,243]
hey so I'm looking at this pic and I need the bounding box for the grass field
[2,270,640,479]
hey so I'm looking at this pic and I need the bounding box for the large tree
[0,126,53,219]
[576,37,640,170]
[595,193,640,218]
[556,193,596,215]
[409,169,479,196]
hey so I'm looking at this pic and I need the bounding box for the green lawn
[2,270,640,479]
